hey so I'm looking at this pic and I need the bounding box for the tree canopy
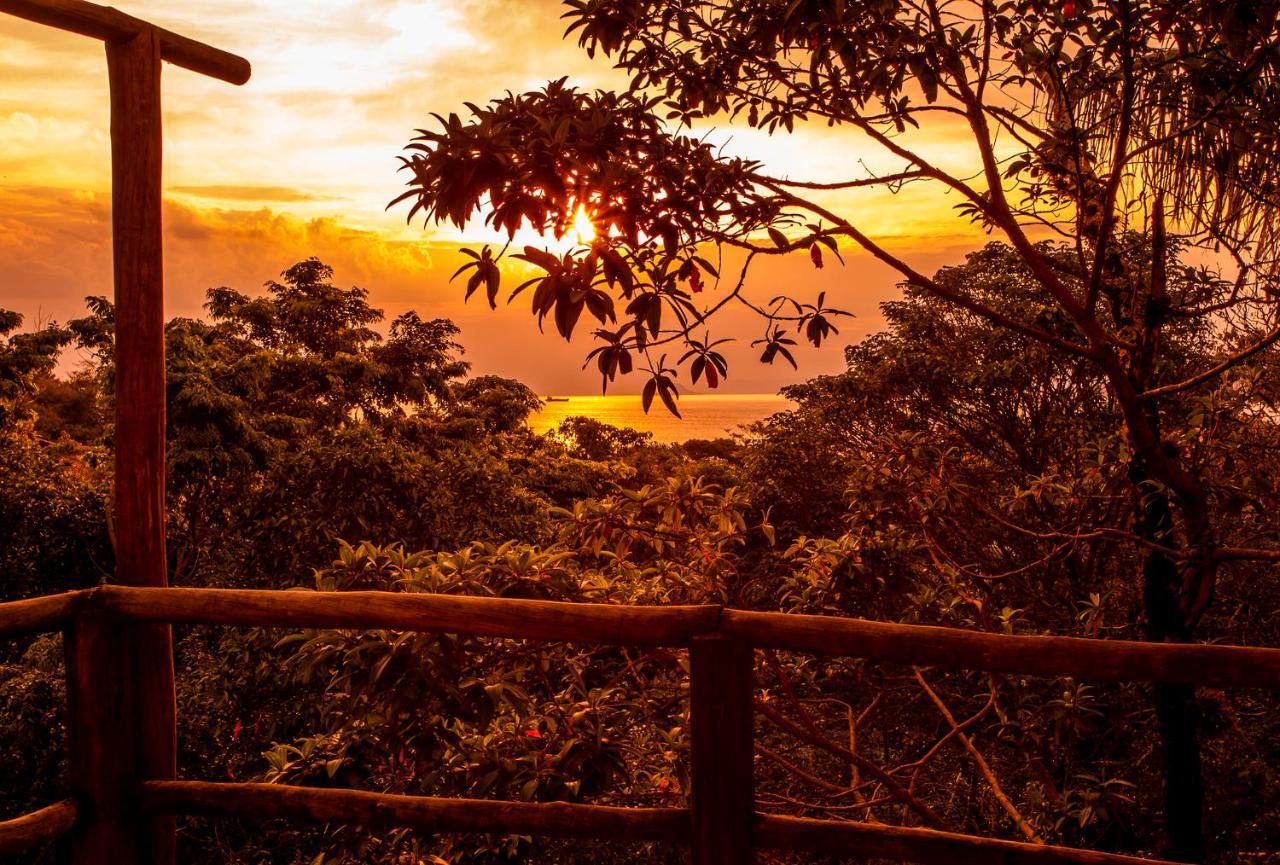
[395,1,1280,858]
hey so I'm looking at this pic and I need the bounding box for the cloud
[0,185,438,318]
[0,184,981,393]
[0,1,984,393]
[0,0,618,213]
[170,185,335,203]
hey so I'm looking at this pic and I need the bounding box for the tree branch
[1140,322,1280,398]
[913,670,1043,843]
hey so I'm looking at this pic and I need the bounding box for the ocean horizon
[530,393,794,443]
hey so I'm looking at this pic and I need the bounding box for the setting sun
[569,203,596,245]
[458,201,600,255]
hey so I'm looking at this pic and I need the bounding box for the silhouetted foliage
[397,3,1280,857]
[0,311,71,430]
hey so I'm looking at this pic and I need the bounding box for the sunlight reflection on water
[530,394,794,444]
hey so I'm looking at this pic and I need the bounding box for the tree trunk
[1152,679,1204,862]
[1132,464,1206,862]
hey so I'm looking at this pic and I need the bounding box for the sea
[529,393,794,443]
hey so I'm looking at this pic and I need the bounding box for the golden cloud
[1,182,988,392]
[0,186,440,317]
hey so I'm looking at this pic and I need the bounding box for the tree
[32,371,104,444]
[0,270,652,864]
[64,260,476,582]
[198,257,469,428]
[0,429,111,606]
[553,415,655,461]
[0,310,71,431]
[744,248,1279,851]
[395,2,1280,858]
[271,479,768,864]
[0,312,106,608]
[447,375,544,435]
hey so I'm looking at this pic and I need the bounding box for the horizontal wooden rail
[3,587,1280,687]
[139,781,690,845]
[0,590,85,638]
[754,814,1170,865]
[93,585,722,647]
[2,586,1273,864]
[722,609,1280,688]
[97,586,1280,686]
[0,800,78,857]
[136,783,1178,865]
[0,0,250,83]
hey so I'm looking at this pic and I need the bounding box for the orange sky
[0,0,989,394]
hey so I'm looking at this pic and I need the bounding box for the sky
[0,0,989,394]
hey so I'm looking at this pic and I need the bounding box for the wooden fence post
[64,612,142,864]
[689,635,756,865]
[107,24,177,865]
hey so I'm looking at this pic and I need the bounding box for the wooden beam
[93,585,723,647]
[65,612,143,864]
[135,782,1187,865]
[689,636,757,865]
[107,27,175,865]
[138,781,691,845]
[721,609,1280,688]
[81,587,1280,685]
[7,587,1278,687]
[0,801,77,858]
[85,587,1280,686]
[754,813,1177,865]
[0,590,87,639]
[0,0,250,84]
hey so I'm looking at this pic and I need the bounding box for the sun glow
[569,203,596,245]
[460,202,599,253]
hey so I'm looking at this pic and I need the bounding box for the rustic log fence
[2,585,1279,864]
[1,1,249,861]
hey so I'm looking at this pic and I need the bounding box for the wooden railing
[0,5,250,861]
[3,585,1279,864]
[0,0,251,83]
